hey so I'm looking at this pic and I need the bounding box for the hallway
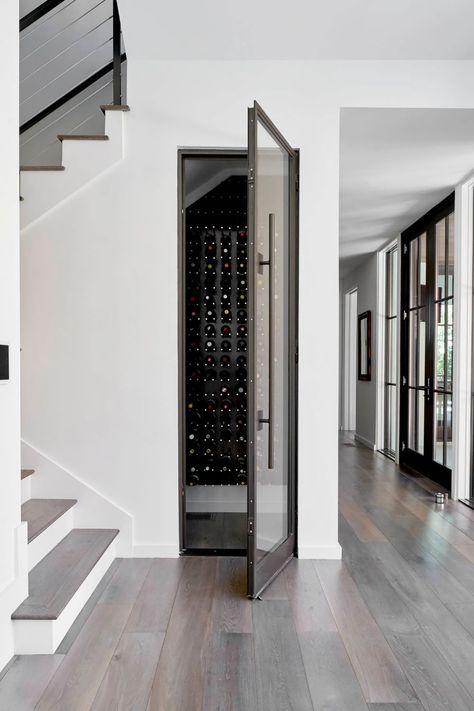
[3,438,474,709]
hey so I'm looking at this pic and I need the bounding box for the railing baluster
[112,0,121,105]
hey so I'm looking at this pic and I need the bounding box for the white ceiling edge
[118,0,474,61]
[339,108,474,280]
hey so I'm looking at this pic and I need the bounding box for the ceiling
[339,108,474,278]
[119,0,474,60]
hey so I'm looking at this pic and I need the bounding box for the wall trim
[298,543,342,560]
[354,433,376,451]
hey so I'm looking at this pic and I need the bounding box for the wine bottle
[204,369,217,381]
[205,355,216,367]
[221,340,232,352]
[205,339,216,352]
[205,309,217,322]
[237,339,247,352]
[204,324,216,337]
[221,325,231,337]
[222,308,232,323]
[220,369,231,382]
[237,325,247,337]
[220,355,231,368]
[236,355,246,367]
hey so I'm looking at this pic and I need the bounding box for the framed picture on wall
[358,310,371,381]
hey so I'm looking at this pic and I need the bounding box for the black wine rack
[185,175,248,486]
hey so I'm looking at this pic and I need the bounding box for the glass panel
[419,233,427,306]
[446,299,453,392]
[255,119,289,560]
[408,308,426,387]
[409,238,419,308]
[385,318,397,383]
[384,384,397,454]
[390,248,399,317]
[436,218,446,301]
[434,392,444,465]
[447,212,454,298]
[408,388,424,454]
[435,302,445,390]
[446,394,453,468]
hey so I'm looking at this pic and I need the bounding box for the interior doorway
[343,288,358,432]
[400,193,454,490]
[178,102,299,598]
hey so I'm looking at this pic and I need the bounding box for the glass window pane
[436,218,446,301]
[446,395,453,468]
[435,302,445,390]
[391,248,398,317]
[408,388,424,454]
[447,212,454,298]
[409,238,419,308]
[447,300,453,392]
[409,308,426,387]
[434,393,445,465]
[419,233,427,306]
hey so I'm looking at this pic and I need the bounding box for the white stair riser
[28,508,75,571]
[13,539,117,655]
[20,111,124,229]
[21,477,31,504]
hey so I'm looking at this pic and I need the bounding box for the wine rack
[185,175,248,486]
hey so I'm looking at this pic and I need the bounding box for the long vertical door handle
[257,214,275,470]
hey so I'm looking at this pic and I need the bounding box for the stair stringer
[20,110,126,229]
[21,440,133,556]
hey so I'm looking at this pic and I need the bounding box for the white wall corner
[0,523,28,671]
[452,178,474,500]
[21,440,133,556]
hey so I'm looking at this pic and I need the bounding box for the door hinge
[296,174,299,192]
[402,375,407,386]
[403,310,407,320]
[403,243,408,255]
[248,518,254,536]
[295,347,299,364]
[248,167,254,188]
[402,441,406,451]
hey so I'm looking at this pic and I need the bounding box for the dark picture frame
[358,310,371,381]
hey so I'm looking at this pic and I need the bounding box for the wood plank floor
[3,434,474,709]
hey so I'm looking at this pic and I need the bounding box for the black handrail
[20,0,125,134]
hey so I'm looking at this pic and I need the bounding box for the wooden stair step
[12,529,119,620]
[100,104,130,113]
[57,134,109,142]
[21,469,35,480]
[22,499,77,543]
[20,166,65,171]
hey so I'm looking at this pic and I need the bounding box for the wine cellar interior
[182,153,249,552]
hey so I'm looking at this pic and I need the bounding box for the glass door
[400,194,454,490]
[247,102,298,598]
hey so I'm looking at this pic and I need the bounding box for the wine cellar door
[179,102,298,599]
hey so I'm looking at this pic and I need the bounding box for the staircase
[15,0,130,655]
[15,469,119,654]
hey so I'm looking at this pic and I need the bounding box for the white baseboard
[298,543,342,560]
[131,544,179,558]
[354,433,376,451]
[21,440,133,556]
[28,508,74,571]
[13,539,116,654]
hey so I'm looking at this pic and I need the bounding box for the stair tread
[12,529,119,620]
[57,134,109,141]
[21,469,35,480]
[100,104,130,113]
[22,498,77,543]
[20,165,65,171]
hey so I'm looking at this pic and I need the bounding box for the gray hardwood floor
[3,435,474,709]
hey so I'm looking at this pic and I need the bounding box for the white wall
[21,60,474,561]
[0,0,27,672]
[341,254,378,448]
